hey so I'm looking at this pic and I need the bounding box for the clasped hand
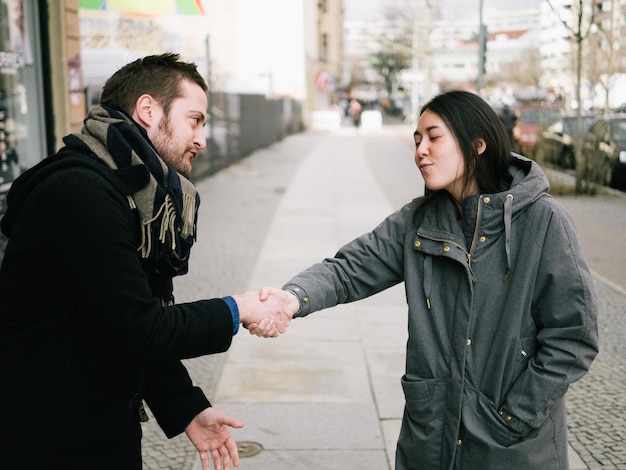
[232,287,297,338]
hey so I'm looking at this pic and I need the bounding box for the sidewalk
[191,127,588,469]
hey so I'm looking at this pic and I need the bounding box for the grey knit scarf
[63,104,199,281]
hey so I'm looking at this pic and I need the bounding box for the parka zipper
[416,234,477,282]
[466,195,483,282]
[416,197,482,283]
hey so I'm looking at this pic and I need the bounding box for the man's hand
[185,407,244,470]
[232,289,293,338]
[244,287,300,336]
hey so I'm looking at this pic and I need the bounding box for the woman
[259,90,599,469]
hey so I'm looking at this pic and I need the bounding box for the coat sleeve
[38,167,234,362]
[2,166,235,442]
[144,360,212,438]
[502,199,599,431]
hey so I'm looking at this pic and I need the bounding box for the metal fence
[190,92,303,180]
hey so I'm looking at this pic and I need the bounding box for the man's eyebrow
[190,109,207,120]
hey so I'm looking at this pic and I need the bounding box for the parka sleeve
[502,200,599,431]
[283,198,422,317]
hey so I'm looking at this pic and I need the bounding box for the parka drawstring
[503,194,513,282]
[423,255,432,309]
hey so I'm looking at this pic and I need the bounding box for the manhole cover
[237,441,263,458]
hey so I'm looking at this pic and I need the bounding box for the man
[498,103,517,145]
[0,53,291,469]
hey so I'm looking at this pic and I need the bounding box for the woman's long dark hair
[420,91,512,199]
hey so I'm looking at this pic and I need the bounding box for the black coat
[0,154,234,468]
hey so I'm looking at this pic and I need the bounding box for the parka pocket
[398,375,446,465]
[464,389,526,448]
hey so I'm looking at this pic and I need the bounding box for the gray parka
[283,155,598,469]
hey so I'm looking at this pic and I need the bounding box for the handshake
[231,287,300,338]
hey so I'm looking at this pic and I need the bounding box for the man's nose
[195,129,207,149]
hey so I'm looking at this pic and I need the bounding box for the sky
[344,0,542,22]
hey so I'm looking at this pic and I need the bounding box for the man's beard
[153,116,190,178]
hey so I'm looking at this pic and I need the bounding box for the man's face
[150,79,207,178]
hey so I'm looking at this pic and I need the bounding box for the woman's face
[413,110,472,202]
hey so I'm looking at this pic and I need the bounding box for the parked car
[512,103,561,158]
[582,115,626,190]
[534,113,596,169]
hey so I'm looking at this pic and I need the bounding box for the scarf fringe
[70,105,199,274]
[137,193,196,259]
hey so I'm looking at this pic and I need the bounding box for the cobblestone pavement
[140,126,626,469]
[565,281,626,469]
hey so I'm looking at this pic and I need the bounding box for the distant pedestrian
[0,53,294,470]
[257,90,599,469]
[498,103,517,145]
[349,99,362,127]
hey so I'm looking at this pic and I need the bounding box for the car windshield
[610,119,626,141]
[519,107,560,124]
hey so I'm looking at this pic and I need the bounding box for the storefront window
[0,0,46,215]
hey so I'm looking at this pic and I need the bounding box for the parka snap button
[466,338,472,346]
[303,297,309,304]
[414,241,421,248]
[443,246,450,252]
[484,196,491,203]
[480,236,486,242]
[457,439,463,445]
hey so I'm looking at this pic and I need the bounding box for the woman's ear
[475,138,487,156]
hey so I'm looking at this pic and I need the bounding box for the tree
[586,13,625,114]
[368,0,438,120]
[547,0,597,194]
[368,3,414,97]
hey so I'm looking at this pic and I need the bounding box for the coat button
[466,338,472,346]
[443,246,450,252]
[479,236,486,242]
[414,241,421,248]
[484,196,491,203]
[457,439,463,445]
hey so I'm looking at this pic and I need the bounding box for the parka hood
[416,153,551,307]
[506,152,550,210]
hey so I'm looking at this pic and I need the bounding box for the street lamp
[476,0,486,91]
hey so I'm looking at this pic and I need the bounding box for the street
[141,122,626,469]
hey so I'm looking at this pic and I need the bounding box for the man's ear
[475,138,487,156]
[132,94,156,127]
